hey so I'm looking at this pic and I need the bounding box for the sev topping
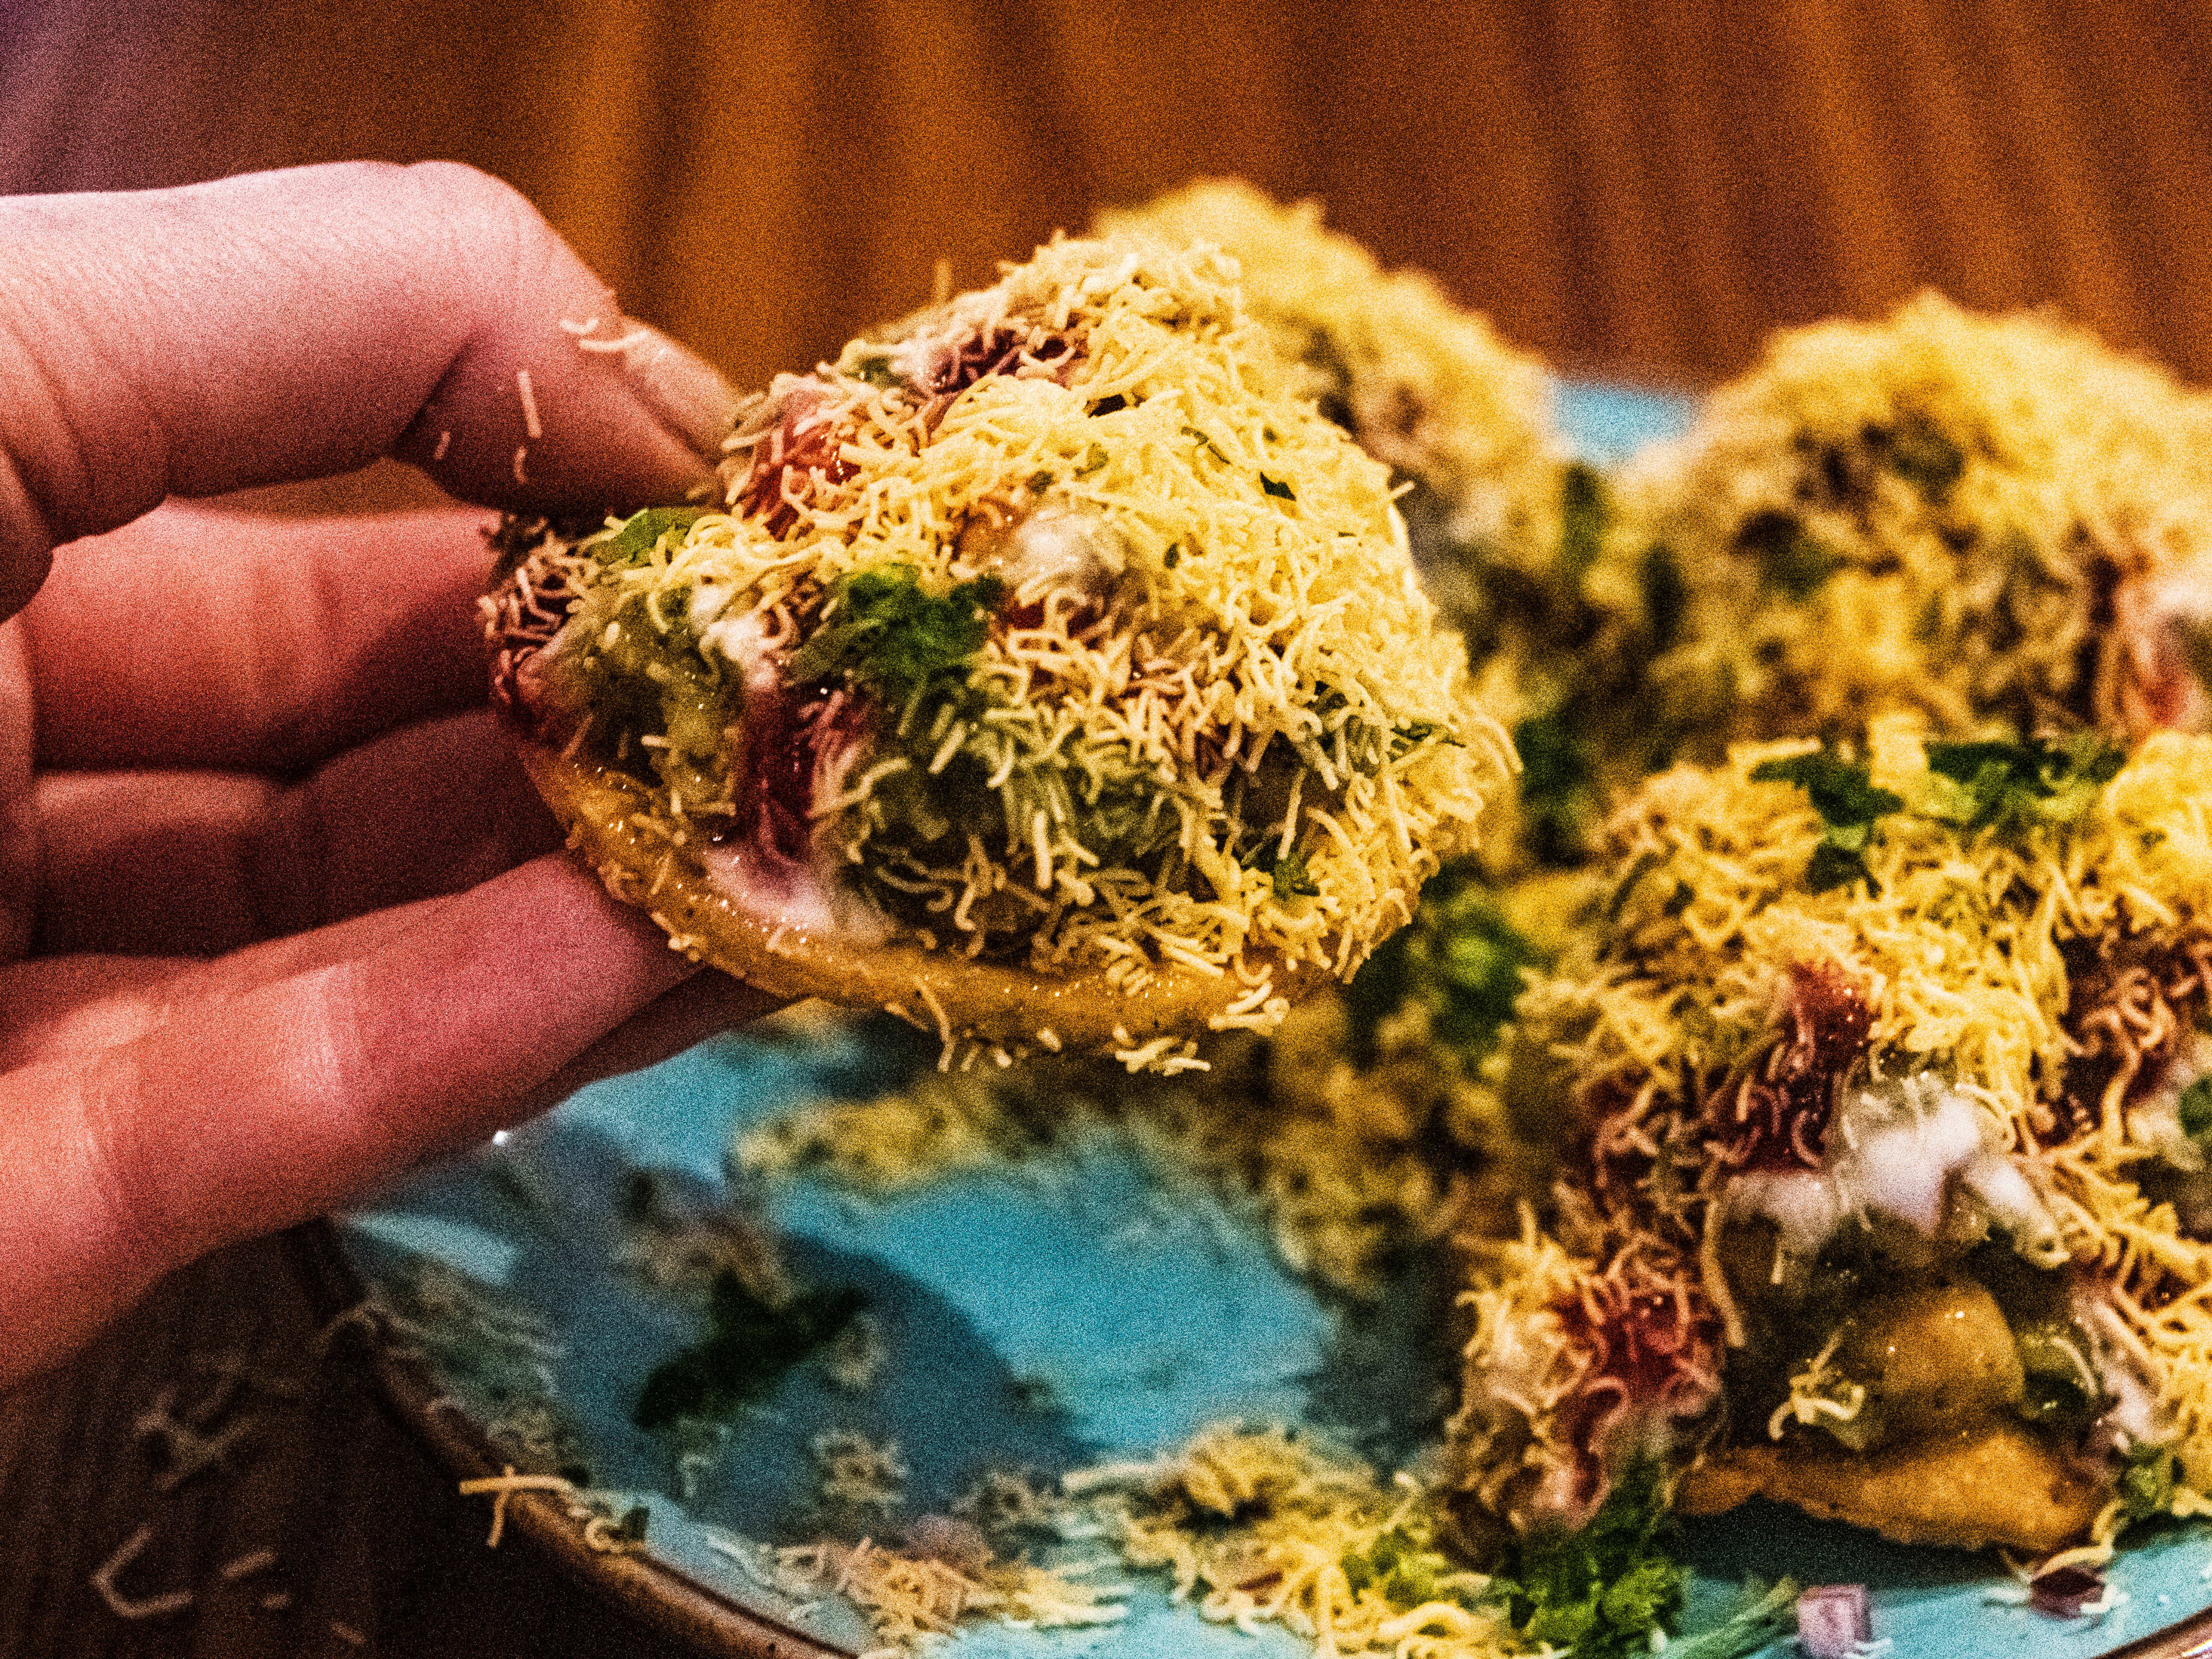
[1095,179,1562,575]
[1634,291,2212,748]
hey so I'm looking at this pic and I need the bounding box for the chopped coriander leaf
[1344,860,1536,1065]
[1260,474,1296,500]
[1180,425,1229,462]
[1878,412,1966,501]
[1498,1461,1684,1659]
[1559,462,1607,579]
[2180,1075,2212,1140]
[1238,838,1323,901]
[1514,710,1600,868]
[1339,1525,1484,1612]
[1749,749,1902,893]
[634,1270,865,1430]
[594,506,708,567]
[1641,541,1687,651]
[786,563,1005,711]
[1803,841,1872,893]
[2120,1443,2179,1522]
[1748,750,1900,830]
[1077,442,1109,476]
[1922,734,2124,836]
[1737,509,1846,600]
[1270,847,1320,900]
[851,353,897,387]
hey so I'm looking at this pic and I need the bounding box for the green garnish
[1077,442,1109,476]
[1920,734,2125,838]
[634,1270,865,1431]
[593,506,708,567]
[1340,1523,1483,1613]
[1344,860,1537,1066]
[2179,1075,2212,1141]
[1640,540,1687,652]
[787,563,1005,713]
[1498,1462,1684,1659]
[1260,474,1296,501]
[1181,425,1229,463]
[1749,749,1903,892]
[2120,1443,2179,1523]
[1737,510,1846,600]
[1513,710,1600,868]
[1878,414,1965,501]
[1270,847,1320,900]
[1559,462,1607,579]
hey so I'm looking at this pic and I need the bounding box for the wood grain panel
[7,0,2212,388]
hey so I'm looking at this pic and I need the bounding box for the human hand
[0,161,781,1384]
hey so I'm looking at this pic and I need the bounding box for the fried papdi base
[527,743,1324,1053]
[1678,1422,2106,1553]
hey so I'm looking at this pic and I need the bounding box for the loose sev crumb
[90,1525,194,1621]
[458,1466,574,1548]
[456,1467,649,1556]
[218,1548,279,1582]
[517,369,543,440]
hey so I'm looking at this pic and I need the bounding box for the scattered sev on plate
[484,232,1506,1062]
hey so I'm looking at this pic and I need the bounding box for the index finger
[0,161,738,618]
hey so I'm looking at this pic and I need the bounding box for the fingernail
[620,324,740,461]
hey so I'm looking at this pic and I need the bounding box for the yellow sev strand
[457,1467,573,1547]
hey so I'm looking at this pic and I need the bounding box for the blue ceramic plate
[336,384,2212,1659]
[338,1020,2212,1659]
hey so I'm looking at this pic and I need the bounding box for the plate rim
[285,1219,851,1659]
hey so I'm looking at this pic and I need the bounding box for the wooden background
[8,0,2212,395]
[10,1,2212,1653]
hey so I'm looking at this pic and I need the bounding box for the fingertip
[0,160,738,584]
[379,161,738,512]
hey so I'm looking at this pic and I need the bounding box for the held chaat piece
[1453,717,2212,1556]
[484,236,1505,1059]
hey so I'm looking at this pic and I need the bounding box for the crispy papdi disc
[524,740,1324,1052]
[1677,1423,2107,1554]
